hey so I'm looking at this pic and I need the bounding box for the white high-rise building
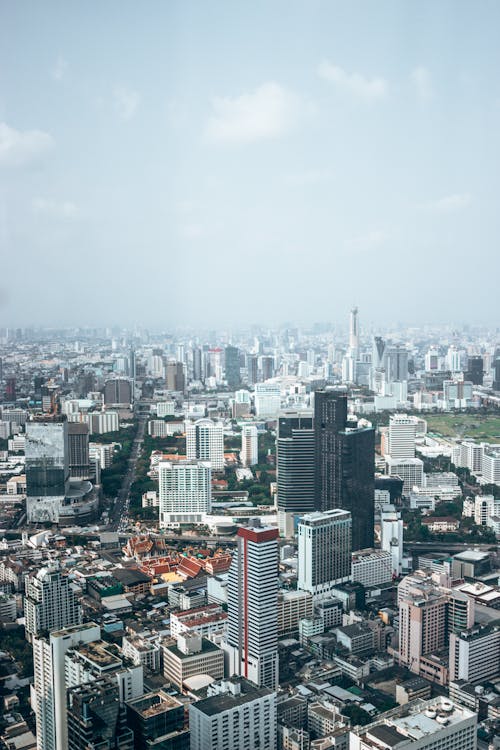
[24,563,81,643]
[32,622,100,750]
[349,306,359,354]
[449,624,500,683]
[158,460,211,527]
[349,696,477,750]
[387,414,418,460]
[240,424,258,466]
[227,527,279,690]
[189,678,276,750]
[380,506,404,577]
[254,382,281,418]
[386,457,424,495]
[297,510,352,599]
[185,418,224,471]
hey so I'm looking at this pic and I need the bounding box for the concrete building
[254,382,281,417]
[240,424,258,466]
[189,677,276,750]
[32,622,101,750]
[386,457,424,495]
[349,696,477,750]
[380,506,404,577]
[162,632,224,691]
[158,460,211,527]
[449,624,500,683]
[387,414,418,460]
[67,677,133,750]
[277,590,314,636]
[25,418,69,523]
[126,690,189,750]
[351,549,393,588]
[298,510,352,600]
[24,563,81,643]
[227,526,279,690]
[185,418,224,471]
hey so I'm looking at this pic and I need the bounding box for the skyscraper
[67,422,90,480]
[466,355,483,385]
[25,417,70,523]
[158,460,212,527]
[227,527,279,690]
[185,418,224,471]
[314,388,375,550]
[225,345,241,389]
[33,622,101,750]
[165,361,185,392]
[240,424,258,466]
[276,410,315,537]
[25,563,82,643]
[387,414,418,460]
[297,510,352,599]
[349,306,359,354]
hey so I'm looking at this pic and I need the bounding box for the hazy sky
[1,1,499,329]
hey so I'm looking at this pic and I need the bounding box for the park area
[426,413,500,442]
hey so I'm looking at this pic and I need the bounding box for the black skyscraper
[277,411,315,518]
[314,388,375,550]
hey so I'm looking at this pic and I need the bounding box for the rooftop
[191,678,273,717]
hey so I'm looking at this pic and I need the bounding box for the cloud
[428,193,472,213]
[113,87,140,120]
[0,122,54,167]
[411,66,433,101]
[32,197,79,219]
[285,168,333,187]
[51,56,68,81]
[318,61,388,100]
[205,82,307,143]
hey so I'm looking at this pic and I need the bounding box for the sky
[1,1,500,330]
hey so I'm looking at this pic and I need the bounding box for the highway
[108,410,147,531]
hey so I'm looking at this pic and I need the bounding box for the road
[108,411,147,531]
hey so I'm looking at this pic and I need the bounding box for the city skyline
[2,1,500,328]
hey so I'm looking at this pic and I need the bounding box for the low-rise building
[163,632,224,692]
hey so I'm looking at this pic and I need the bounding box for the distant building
[240,424,258,466]
[103,378,132,407]
[159,460,211,527]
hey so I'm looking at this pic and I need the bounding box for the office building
[351,549,393,588]
[126,691,189,750]
[158,460,211,527]
[261,355,274,381]
[185,418,224,471]
[227,526,279,690]
[254,382,281,417]
[246,354,259,385]
[349,696,477,750]
[349,306,359,355]
[225,345,241,389]
[162,632,224,692]
[103,378,132,407]
[67,422,90,480]
[386,345,409,383]
[276,410,315,536]
[386,457,424,495]
[189,678,276,750]
[387,414,418,460]
[297,510,352,599]
[32,622,101,750]
[482,448,500,485]
[67,678,133,750]
[166,361,185,393]
[240,424,258,466]
[466,355,483,385]
[314,388,375,550]
[25,563,81,642]
[277,590,313,636]
[449,624,500,683]
[380,506,404,577]
[25,417,69,523]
